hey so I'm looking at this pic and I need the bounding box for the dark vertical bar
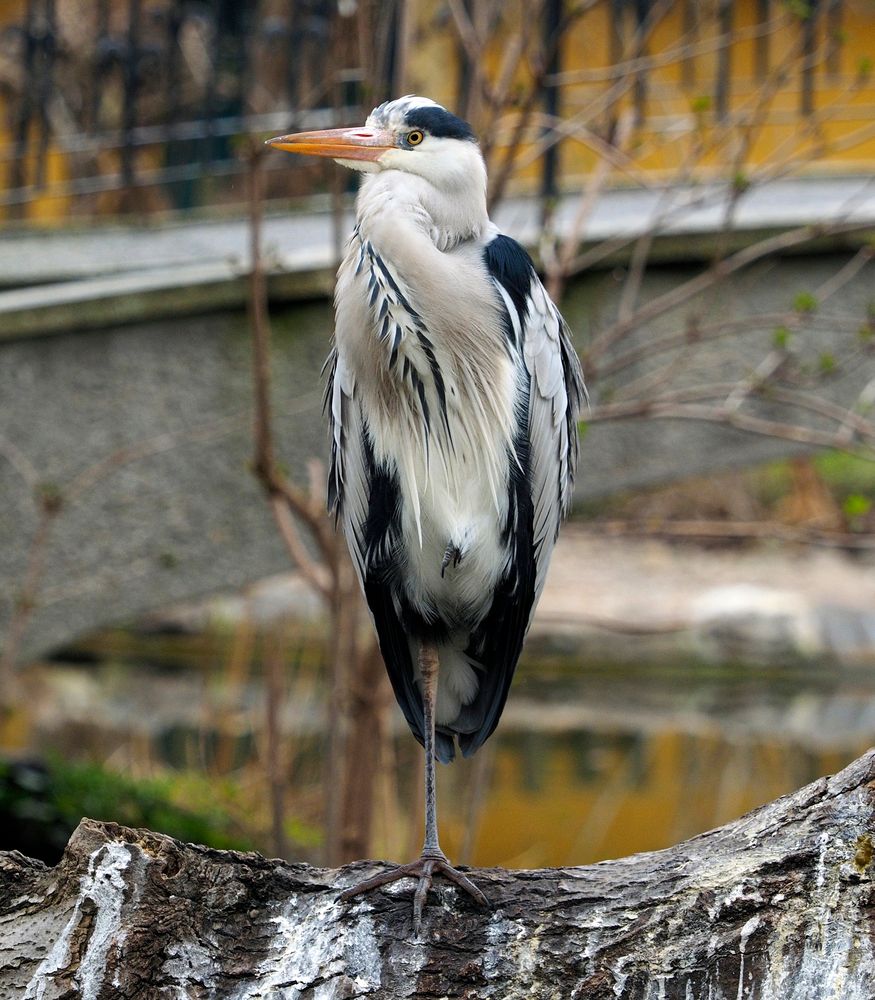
[234,3,252,118]
[317,0,335,108]
[162,0,189,210]
[164,0,183,132]
[9,0,37,211]
[286,0,300,106]
[715,0,732,122]
[755,0,770,79]
[633,0,648,127]
[826,0,842,77]
[34,0,56,188]
[801,0,820,117]
[610,0,624,69]
[456,0,473,114]
[121,0,140,189]
[383,0,401,102]
[89,0,110,131]
[681,0,697,88]
[606,0,625,142]
[199,6,219,171]
[541,0,563,209]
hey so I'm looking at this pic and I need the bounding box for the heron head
[267,96,482,191]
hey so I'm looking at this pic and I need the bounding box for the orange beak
[265,126,395,162]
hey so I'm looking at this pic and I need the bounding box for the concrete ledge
[131,530,875,672]
[0,265,335,341]
[2,176,874,340]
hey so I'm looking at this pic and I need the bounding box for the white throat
[356,155,489,252]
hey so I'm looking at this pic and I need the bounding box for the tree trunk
[1,750,873,999]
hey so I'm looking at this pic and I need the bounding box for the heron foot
[440,543,463,577]
[339,850,488,934]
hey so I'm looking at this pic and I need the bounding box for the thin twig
[0,501,59,682]
[585,518,875,550]
[265,625,288,859]
[585,219,875,365]
[587,397,875,452]
[247,142,334,596]
[270,494,331,600]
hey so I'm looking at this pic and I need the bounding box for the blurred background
[1,0,875,871]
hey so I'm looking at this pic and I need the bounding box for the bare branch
[0,503,59,684]
[585,220,875,365]
[269,494,332,601]
[586,397,875,453]
[586,518,875,550]
[0,435,40,493]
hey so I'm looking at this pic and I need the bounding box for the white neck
[356,157,489,252]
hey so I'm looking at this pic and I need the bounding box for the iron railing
[0,0,858,225]
[1,0,397,220]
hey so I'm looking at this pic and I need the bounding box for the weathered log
[1,750,873,999]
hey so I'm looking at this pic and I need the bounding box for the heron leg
[339,640,488,934]
[420,640,441,856]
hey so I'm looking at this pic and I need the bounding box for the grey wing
[459,242,584,758]
[325,347,369,584]
[325,346,426,747]
[520,276,586,604]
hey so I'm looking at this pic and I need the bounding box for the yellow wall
[2,0,874,224]
[411,0,875,191]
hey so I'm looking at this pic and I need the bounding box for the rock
[691,584,823,665]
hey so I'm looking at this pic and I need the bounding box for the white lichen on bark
[23,842,132,1000]
[1,750,873,999]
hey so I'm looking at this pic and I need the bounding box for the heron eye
[407,130,424,146]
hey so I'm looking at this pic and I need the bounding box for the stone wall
[1,252,872,661]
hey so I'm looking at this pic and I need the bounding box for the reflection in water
[4,633,874,869]
[441,729,867,869]
[393,659,874,868]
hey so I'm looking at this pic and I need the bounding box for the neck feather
[357,169,489,251]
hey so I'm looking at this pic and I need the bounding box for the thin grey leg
[419,642,443,858]
[339,640,488,934]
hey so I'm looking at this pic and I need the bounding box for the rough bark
[1,751,873,999]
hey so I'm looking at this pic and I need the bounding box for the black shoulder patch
[403,106,476,141]
[484,234,534,325]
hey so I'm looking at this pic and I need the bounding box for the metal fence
[0,0,861,224]
[1,0,403,220]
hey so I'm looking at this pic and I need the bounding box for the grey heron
[267,96,584,930]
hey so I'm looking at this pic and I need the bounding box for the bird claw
[412,859,435,934]
[440,543,463,577]
[340,852,488,934]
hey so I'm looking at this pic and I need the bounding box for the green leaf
[577,420,589,439]
[772,325,792,348]
[818,352,836,374]
[784,0,812,19]
[843,494,872,518]
[732,171,750,195]
[793,291,818,313]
